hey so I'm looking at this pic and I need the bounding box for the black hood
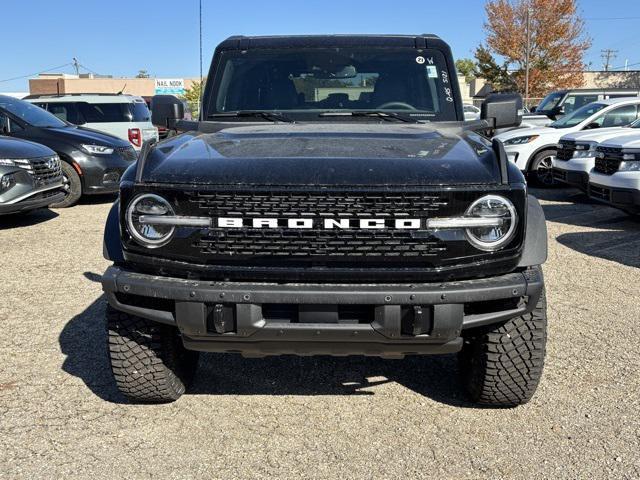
[0,136,55,158]
[141,124,501,186]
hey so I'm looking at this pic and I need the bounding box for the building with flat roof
[29,73,200,97]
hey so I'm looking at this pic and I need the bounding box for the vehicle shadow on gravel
[59,294,128,404]
[0,208,58,229]
[530,187,640,268]
[60,292,475,407]
[78,193,118,206]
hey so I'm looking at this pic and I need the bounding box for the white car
[552,121,640,191]
[27,94,158,151]
[494,97,640,185]
[463,103,480,121]
[588,132,640,214]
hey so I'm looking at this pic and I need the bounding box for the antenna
[117,83,127,95]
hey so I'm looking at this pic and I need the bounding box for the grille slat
[116,146,137,162]
[595,146,622,175]
[13,156,62,185]
[556,140,576,161]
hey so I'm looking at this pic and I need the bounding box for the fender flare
[518,195,548,267]
[103,199,124,263]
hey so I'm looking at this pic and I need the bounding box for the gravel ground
[1,187,639,479]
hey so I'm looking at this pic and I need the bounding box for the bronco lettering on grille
[216,217,423,229]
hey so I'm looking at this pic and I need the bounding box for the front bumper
[588,181,640,213]
[74,152,135,195]
[552,167,589,191]
[102,265,544,358]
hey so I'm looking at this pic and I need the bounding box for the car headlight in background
[126,194,175,247]
[573,143,597,158]
[503,135,539,146]
[81,144,114,155]
[427,195,518,251]
[0,173,16,192]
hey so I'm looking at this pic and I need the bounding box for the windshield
[550,103,607,129]
[536,92,564,112]
[209,47,458,121]
[0,96,67,128]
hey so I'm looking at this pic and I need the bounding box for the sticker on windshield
[426,65,438,78]
[416,56,425,64]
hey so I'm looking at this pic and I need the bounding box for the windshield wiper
[207,111,294,123]
[319,111,421,123]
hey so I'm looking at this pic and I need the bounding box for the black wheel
[106,306,199,403]
[529,150,557,187]
[50,161,82,208]
[459,288,547,407]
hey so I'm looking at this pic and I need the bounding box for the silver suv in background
[26,94,158,151]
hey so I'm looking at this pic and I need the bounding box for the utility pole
[198,0,203,120]
[524,7,531,107]
[72,57,80,76]
[601,49,618,72]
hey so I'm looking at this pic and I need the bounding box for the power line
[0,63,73,84]
[584,16,640,21]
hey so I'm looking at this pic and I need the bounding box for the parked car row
[494,95,640,215]
[0,94,156,212]
[495,97,640,187]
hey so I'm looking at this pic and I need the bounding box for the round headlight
[464,195,517,251]
[126,194,175,248]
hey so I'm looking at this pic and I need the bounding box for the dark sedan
[0,95,137,207]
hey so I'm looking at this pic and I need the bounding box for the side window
[563,94,599,114]
[47,102,84,124]
[594,105,638,128]
[0,111,24,133]
[9,118,24,132]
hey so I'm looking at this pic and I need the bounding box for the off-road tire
[529,150,557,187]
[459,288,547,407]
[106,306,199,403]
[50,161,82,208]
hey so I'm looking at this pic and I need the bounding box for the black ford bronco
[102,35,548,406]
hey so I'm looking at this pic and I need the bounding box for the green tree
[455,58,477,83]
[474,45,517,92]
[182,80,204,118]
[135,69,150,78]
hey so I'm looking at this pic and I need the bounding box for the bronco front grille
[595,146,622,175]
[12,156,62,185]
[187,191,450,259]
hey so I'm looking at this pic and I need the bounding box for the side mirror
[584,122,600,130]
[151,95,185,129]
[481,93,523,130]
[530,105,537,113]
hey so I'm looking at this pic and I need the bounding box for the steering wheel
[375,102,417,110]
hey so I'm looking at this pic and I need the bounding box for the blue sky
[1,0,640,92]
